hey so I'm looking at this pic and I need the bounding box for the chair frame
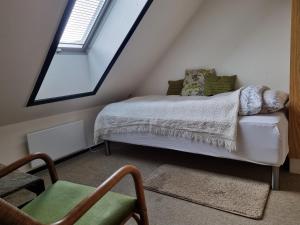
[0,153,149,225]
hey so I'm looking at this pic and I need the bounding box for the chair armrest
[53,165,146,225]
[0,199,44,225]
[0,153,58,184]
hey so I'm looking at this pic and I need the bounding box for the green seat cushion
[166,79,184,95]
[21,181,136,225]
[204,75,237,96]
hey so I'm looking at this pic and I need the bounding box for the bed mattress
[101,112,288,167]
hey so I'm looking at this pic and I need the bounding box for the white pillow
[239,85,269,115]
[260,90,289,113]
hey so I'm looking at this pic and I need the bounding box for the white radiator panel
[27,120,87,168]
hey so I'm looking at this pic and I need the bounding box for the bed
[94,94,289,190]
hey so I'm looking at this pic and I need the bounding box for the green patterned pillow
[204,75,237,96]
[167,79,184,95]
[181,68,216,96]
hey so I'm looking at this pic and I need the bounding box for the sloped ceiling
[0,0,203,126]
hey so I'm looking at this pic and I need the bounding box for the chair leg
[104,140,111,156]
[132,213,141,225]
[131,210,149,225]
[121,212,148,225]
[139,209,149,225]
[272,166,280,190]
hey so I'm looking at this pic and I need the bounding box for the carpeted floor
[5,142,300,225]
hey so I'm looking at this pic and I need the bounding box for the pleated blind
[59,0,106,48]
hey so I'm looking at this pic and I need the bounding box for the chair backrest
[0,199,42,225]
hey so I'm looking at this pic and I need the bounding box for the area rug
[144,164,270,219]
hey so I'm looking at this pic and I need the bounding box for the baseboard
[28,142,104,174]
[290,158,300,174]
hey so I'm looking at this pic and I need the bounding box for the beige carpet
[144,164,270,219]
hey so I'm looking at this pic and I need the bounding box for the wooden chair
[0,153,149,225]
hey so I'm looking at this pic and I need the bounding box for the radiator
[27,120,87,168]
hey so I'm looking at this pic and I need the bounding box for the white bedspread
[94,90,241,151]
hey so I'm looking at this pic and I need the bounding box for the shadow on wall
[136,0,291,95]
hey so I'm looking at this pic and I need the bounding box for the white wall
[36,54,93,99]
[0,106,102,170]
[136,0,291,95]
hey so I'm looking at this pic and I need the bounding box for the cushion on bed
[204,75,237,96]
[181,68,216,96]
[239,85,269,115]
[167,79,184,95]
[260,90,289,113]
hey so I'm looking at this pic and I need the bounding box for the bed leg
[272,166,280,190]
[104,140,111,156]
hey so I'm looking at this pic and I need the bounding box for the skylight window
[27,0,153,106]
[58,0,106,49]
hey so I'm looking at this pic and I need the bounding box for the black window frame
[27,0,153,106]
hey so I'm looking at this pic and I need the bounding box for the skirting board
[290,158,300,174]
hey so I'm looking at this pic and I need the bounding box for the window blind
[59,0,106,48]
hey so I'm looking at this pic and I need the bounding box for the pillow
[181,68,216,96]
[260,90,289,113]
[239,85,269,115]
[204,75,237,96]
[166,79,184,95]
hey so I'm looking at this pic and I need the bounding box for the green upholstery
[21,181,136,225]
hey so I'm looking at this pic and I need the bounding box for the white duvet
[94,90,241,152]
